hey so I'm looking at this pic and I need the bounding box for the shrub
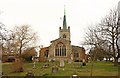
[11,57,24,72]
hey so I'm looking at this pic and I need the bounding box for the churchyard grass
[2,61,118,76]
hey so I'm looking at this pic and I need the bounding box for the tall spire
[63,5,67,29]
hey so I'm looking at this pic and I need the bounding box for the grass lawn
[2,61,119,76]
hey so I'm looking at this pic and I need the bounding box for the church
[39,9,86,62]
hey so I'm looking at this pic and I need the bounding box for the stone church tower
[59,9,70,41]
[48,8,72,61]
[39,8,86,62]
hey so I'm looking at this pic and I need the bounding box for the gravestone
[70,53,73,60]
[82,59,86,66]
[68,53,73,64]
[43,63,49,68]
[52,67,58,73]
[118,58,120,64]
[48,59,51,62]
[25,70,34,78]
[60,60,64,67]
[80,61,82,68]
[68,59,72,64]
[33,62,36,69]
[82,62,86,66]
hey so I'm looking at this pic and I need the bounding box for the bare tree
[83,25,110,76]
[11,25,37,55]
[83,7,120,66]
[99,8,120,65]
[10,25,38,72]
[83,24,109,50]
[116,17,120,61]
[0,22,7,53]
[83,26,98,47]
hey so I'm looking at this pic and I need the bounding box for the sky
[0,0,119,49]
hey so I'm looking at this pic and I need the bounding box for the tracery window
[55,42,66,56]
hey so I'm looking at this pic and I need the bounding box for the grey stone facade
[39,9,86,62]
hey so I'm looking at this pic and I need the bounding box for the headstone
[82,59,86,66]
[70,53,73,60]
[68,59,72,64]
[118,58,120,62]
[48,59,51,62]
[43,63,49,68]
[80,61,82,68]
[118,58,120,64]
[52,67,58,73]
[83,59,85,63]
[25,70,34,78]
[82,62,86,66]
[60,60,64,67]
[33,62,36,69]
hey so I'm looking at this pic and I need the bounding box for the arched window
[63,34,66,38]
[44,50,49,58]
[55,42,66,56]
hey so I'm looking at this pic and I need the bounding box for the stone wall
[72,45,85,62]
[49,38,72,61]
[39,42,86,62]
[39,47,49,62]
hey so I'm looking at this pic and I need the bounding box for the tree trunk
[19,40,22,55]
[112,35,117,65]
[115,35,119,65]
[114,57,118,66]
